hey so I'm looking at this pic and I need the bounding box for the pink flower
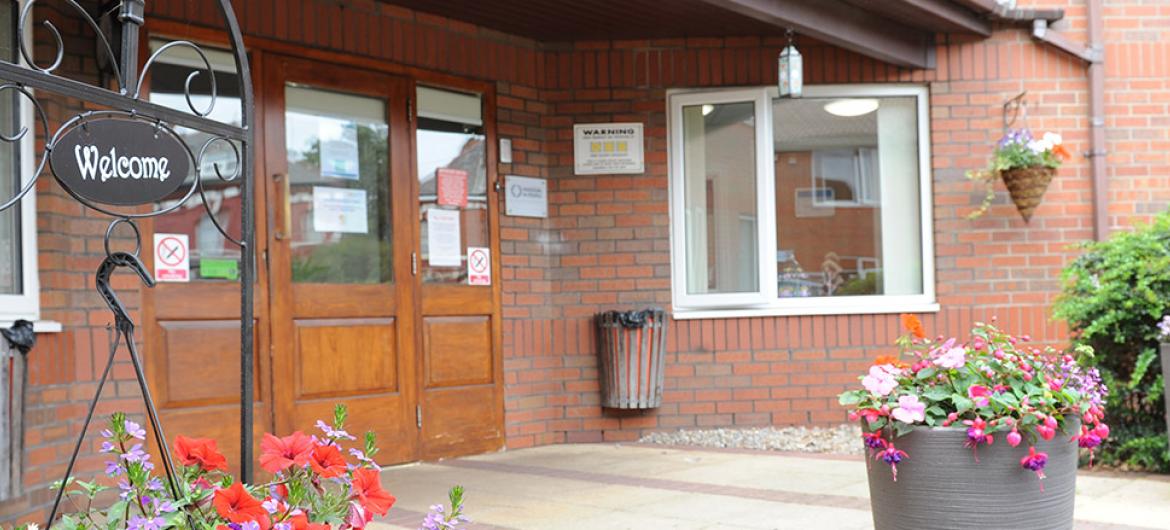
[1021,446,1048,490]
[967,385,991,408]
[862,365,899,396]
[1006,429,1022,447]
[890,395,925,424]
[934,346,966,369]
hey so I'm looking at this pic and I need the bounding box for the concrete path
[373,443,1170,530]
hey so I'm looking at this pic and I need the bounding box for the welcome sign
[50,118,191,206]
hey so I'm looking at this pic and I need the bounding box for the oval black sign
[50,118,191,206]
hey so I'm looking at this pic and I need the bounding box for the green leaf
[916,367,938,380]
[838,392,863,406]
[924,387,951,402]
[951,394,974,413]
[1129,348,1157,389]
[891,421,917,438]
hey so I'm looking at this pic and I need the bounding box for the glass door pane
[284,86,392,284]
[416,87,487,284]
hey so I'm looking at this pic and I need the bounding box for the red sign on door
[436,168,469,208]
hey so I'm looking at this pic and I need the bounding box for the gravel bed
[638,424,864,455]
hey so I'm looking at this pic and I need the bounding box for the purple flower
[121,444,149,464]
[127,516,165,530]
[349,448,381,471]
[146,478,164,492]
[316,420,357,441]
[124,420,147,440]
[105,460,123,476]
[100,429,114,439]
[100,441,116,453]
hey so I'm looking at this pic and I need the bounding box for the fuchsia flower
[876,444,909,482]
[1020,446,1049,490]
[962,417,994,462]
[1006,429,1022,447]
[891,395,925,424]
[862,431,886,450]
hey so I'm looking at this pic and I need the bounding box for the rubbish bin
[596,308,668,409]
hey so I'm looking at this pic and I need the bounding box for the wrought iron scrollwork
[0,1,258,524]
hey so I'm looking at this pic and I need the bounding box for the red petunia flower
[213,482,271,530]
[309,444,347,478]
[350,468,396,517]
[259,431,314,474]
[174,435,229,472]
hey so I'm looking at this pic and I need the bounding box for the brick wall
[5,0,1170,524]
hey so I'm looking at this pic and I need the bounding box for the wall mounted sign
[467,247,491,286]
[573,122,644,175]
[312,186,368,233]
[50,117,191,206]
[504,175,547,218]
[154,233,190,282]
[436,168,469,208]
[427,208,462,267]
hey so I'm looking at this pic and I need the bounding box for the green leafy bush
[1053,211,1170,472]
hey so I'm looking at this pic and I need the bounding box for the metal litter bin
[596,308,667,409]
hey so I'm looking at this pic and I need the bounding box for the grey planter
[867,422,1079,530]
[1161,343,1170,441]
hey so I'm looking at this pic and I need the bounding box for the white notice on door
[312,186,368,233]
[427,208,461,267]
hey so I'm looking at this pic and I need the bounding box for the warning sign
[154,233,190,282]
[467,247,491,286]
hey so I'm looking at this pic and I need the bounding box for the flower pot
[1161,343,1170,440]
[866,422,1079,530]
[1000,165,1056,222]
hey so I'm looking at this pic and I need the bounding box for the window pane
[773,96,922,298]
[416,88,487,284]
[0,0,19,295]
[285,86,392,284]
[681,101,758,295]
[149,42,244,282]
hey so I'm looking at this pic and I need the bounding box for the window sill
[0,320,63,333]
[671,301,940,320]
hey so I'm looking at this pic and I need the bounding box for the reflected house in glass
[0,0,1159,524]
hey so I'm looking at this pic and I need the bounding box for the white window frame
[0,0,42,326]
[668,84,937,318]
[668,88,777,309]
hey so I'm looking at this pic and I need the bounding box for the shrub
[1052,211,1170,472]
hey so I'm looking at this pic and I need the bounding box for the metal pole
[118,0,145,95]
[215,0,256,483]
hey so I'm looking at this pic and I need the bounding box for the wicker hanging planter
[999,165,1056,222]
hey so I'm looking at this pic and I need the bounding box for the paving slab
[371,443,1170,530]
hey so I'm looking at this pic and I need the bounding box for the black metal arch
[0,1,256,524]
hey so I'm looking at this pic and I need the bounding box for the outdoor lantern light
[778,29,802,98]
[823,98,880,117]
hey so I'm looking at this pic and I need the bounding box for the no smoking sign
[154,233,190,282]
[467,247,491,286]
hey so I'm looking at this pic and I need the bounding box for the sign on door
[467,247,491,286]
[154,233,190,282]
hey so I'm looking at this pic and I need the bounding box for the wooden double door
[144,53,503,468]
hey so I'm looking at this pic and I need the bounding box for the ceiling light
[823,98,880,117]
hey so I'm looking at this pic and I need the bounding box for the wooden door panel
[155,320,262,406]
[292,284,396,318]
[423,316,492,387]
[294,319,399,398]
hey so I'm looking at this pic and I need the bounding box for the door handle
[273,173,292,240]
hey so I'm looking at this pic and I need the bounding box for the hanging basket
[1000,165,1056,222]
